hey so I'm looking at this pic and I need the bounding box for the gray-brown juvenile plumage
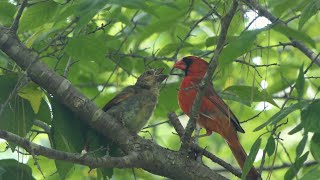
[103,68,167,133]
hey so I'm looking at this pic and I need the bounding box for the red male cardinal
[174,56,261,179]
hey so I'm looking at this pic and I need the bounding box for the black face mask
[182,57,193,76]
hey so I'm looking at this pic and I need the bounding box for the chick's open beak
[154,68,168,82]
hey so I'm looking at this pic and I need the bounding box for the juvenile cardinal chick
[103,68,167,133]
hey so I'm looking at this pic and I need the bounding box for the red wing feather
[205,84,245,133]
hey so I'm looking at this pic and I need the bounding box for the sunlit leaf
[242,138,261,179]
[18,82,43,113]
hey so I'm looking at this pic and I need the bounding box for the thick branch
[0,26,227,180]
[0,130,139,168]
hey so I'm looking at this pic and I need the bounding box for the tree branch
[0,25,227,180]
[240,0,320,66]
[0,129,140,168]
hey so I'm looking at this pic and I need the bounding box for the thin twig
[235,59,279,68]
[142,120,169,130]
[10,0,28,33]
[172,7,219,59]
[214,161,317,172]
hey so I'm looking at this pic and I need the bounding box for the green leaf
[19,1,59,32]
[51,99,86,179]
[109,0,176,17]
[255,102,307,131]
[98,168,114,179]
[301,100,320,132]
[84,129,115,179]
[219,30,263,66]
[154,83,180,118]
[51,99,86,152]
[219,92,251,107]
[35,99,52,125]
[310,133,320,162]
[0,74,35,144]
[284,152,309,180]
[65,34,108,63]
[265,135,275,157]
[296,133,308,159]
[299,0,320,29]
[18,82,43,113]
[300,166,320,180]
[0,159,34,180]
[241,138,261,179]
[27,154,56,178]
[157,42,192,56]
[254,101,309,131]
[0,73,18,103]
[72,0,110,34]
[273,25,316,48]
[223,85,278,107]
[296,64,305,100]
[54,159,73,180]
[0,2,16,26]
[205,36,237,47]
[269,0,295,17]
[0,99,35,150]
[288,123,303,135]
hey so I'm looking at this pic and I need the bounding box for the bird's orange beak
[173,60,186,70]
